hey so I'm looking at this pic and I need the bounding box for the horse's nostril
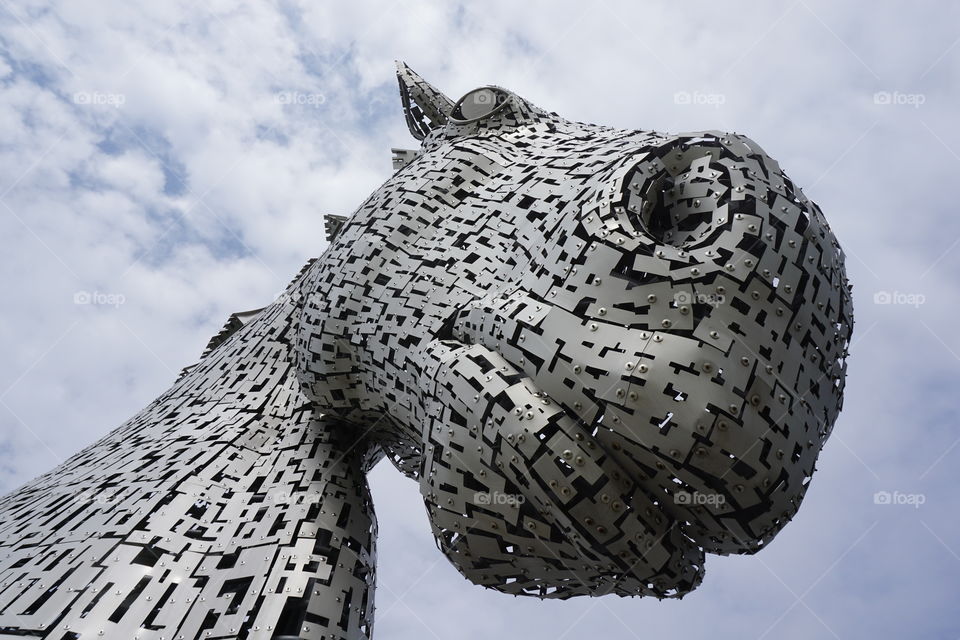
[620,143,730,248]
[634,171,677,241]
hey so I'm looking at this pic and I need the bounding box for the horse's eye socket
[450,87,511,122]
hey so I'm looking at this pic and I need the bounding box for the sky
[1,1,958,638]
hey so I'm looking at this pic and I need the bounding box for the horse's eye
[450,86,511,122]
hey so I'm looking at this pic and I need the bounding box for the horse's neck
[0,293,378,639]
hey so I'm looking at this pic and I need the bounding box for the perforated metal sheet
[0,62,853,639]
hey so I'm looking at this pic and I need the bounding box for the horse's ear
[396,61,453,141]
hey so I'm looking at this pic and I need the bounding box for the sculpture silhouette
[0,62,853,639]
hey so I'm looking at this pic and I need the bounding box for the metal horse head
[0,63,852,639]
[297,63,854,598]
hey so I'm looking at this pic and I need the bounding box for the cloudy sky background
[1,1,957,638]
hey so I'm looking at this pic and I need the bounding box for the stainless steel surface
[0,62,853,639]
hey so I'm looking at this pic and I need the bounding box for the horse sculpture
[0,62,853,639]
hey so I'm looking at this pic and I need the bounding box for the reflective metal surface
[0,62,853,639]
